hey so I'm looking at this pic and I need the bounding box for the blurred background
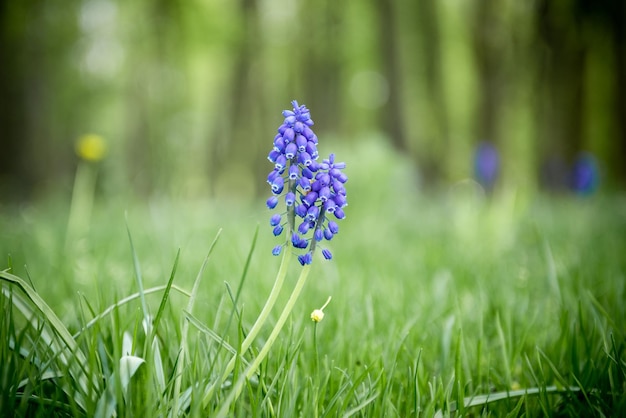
[1,0,624,202]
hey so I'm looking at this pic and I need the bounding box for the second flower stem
[215,262,313,417]
[201,247,292,407]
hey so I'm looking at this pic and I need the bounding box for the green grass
[1,143,625,416]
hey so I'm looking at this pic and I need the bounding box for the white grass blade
[95,355,146,418]
[433,385,581,417]
[122,331,134,356]
[152,336,166,394]
[119,355,146,396]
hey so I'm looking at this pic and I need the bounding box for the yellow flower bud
[310,296,332,323]
[310,309,325,322]
[76,134,107,162]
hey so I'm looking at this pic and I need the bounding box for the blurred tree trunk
[302,0,344,132]
[208,0,266,197]
[0,1,31,197]
[0,0,76,199]
[124,0,187,195]
[535,0,586,190]
[609,1,626,186]
[413,0,448,186]
[472,0,505,146]
[574,0,626,187]
[374,0,444,188]
[374,0,407,154]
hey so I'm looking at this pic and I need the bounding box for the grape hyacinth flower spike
[266,100,348,265]
[214,100,349,416]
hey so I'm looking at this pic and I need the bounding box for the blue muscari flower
[296,135,307,152]
[291,233,308,249]
[267,100,348,262]
[267,170,280,184]
[298,252,313,265]
[288,165,299,180]
[285,142,297,159]
[273,135,285,151]
[295,204,308,218]
[268,150,281,163]
[270,214,282,226]
[266,196,278,209]
[271,176,284,194]
[298,221,311,234]
[303,191,318,207]
[285,192,295,206]
[298,177,311,191]
[324,200,336,213]
[305,206,319,222]
[275,154,287,171]
[333,193,346,209]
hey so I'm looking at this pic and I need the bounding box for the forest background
[1,0,625,200]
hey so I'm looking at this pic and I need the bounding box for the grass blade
[152,249,180,339]
[125,216,149,324]
[73,284,191,339]
[1,272,100,409]
[171,228,222,416]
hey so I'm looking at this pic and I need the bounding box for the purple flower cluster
[266,100,348,265]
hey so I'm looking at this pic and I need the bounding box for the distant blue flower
[474,142,499,191]
[571,152,599,195]
[266,101,348,262]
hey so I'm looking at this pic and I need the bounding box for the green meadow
[1,142,625,416]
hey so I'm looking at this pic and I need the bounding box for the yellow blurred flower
[76,134,107,162]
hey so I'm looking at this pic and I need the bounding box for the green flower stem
[215,262,313,417]
[313,322,320,418]
[313,322,320,381]
[201,247,292,407]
